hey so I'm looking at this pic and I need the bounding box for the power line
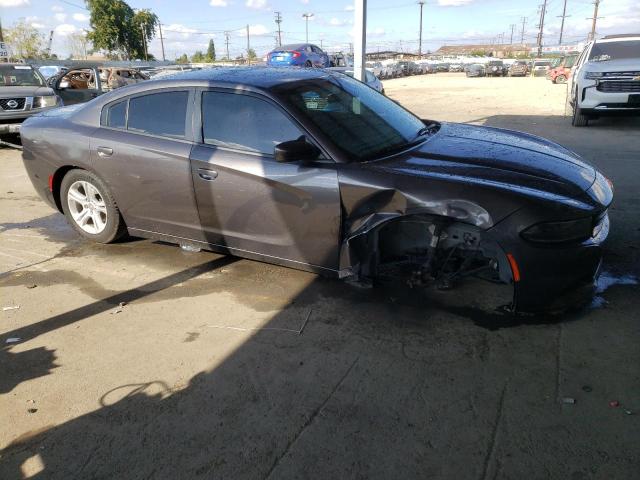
[587,0,603,41]
[536,0,548,56]
[274,12,283,47]
[509,23,516,44]
[418,1,425,58]
[557,0,570,45]
[520,17,527,44]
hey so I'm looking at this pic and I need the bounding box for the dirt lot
[1,74,639,479]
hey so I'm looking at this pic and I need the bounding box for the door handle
[97,147,113,157]
[198,170,218,181]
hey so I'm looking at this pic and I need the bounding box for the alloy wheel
[67,180,108,234]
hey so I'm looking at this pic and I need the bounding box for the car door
[53,67,102,105]
[90,88,204,240]
[189,89,342,271]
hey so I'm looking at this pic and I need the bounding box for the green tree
[207,39,216,62]
[85,0,159,60]
[247,48,257,60]
[5,19,43,59]
[176,53,189,64]
[191,51,205,62]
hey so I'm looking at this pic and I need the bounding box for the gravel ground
[1,73,639,479]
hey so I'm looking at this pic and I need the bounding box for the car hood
[371,122,596,200]
[0,86,55,97]
[583,58,640,72]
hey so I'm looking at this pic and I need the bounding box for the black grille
[0,97,26,110]
[602,71,640,78]
[596,81,640,93]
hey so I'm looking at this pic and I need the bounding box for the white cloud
[0,0,30,6]
[72,13,88,22]
[163,23,199,40]
[54,13,67,22]
[329,18,347,27]
[51,5,63,11]
[210,0,227,6]
[437,0,473,6]
[344,4,354,11]
[239,24,270,36]
[246,0,267,9]
[54,23,77,36]
[31,22,45,29]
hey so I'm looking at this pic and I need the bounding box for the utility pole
[246,24,251,65]
[509,24,516,44]
[520,16,527,44]
[140,22,148,61]
[353,0,367,82]
[224,31,230,61]
[274,11,282,46]
[158,23,166,61]
[302,13,313,43]
[0,17,4,43]
[46,30,54,57]
[418,1,425,59]
[587,0,602,42]
[536,0,547,57]
[557,0,570,45]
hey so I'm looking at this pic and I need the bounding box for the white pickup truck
[569,34,640,127]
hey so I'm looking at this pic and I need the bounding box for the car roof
[595,35,640,43]
[149,66,333,89]
[277,43,307,50]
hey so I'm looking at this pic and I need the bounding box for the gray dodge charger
[21,67,613,313]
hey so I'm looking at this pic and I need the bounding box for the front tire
[556,74,567,84]
[571,100,589,127]
[60,169,127,243]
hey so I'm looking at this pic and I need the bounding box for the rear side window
[201,92,303,155]
[105,100,127,129]
[127,91,189,139]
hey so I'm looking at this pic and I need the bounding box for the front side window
[127,91,188,139]
[201,91,303,155]
[273,75,426,162]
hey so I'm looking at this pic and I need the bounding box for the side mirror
[274,139,320,163]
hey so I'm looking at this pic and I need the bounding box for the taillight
[292,51,301,58]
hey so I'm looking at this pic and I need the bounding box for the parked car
[435,63,450,72]
[531,60,552,77]
[365,62,383,78]
[416,62,434,74]
[267,43,330,68]
[21,67,613,313]
[397,61,418,76]
[0,64,61,137]
[47,66,104,105]
[569,34,640,126]
[548,54,577,84]
[327,67,384,94]
[508,61,529,77]
[486,60,506,77]
[379,62,396,79]
[465,64,486,77]
[449,63,464,72]
[99,67,149,91]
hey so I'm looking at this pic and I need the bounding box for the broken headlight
[521,217,593,244]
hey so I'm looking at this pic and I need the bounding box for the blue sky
[1,0,639,59]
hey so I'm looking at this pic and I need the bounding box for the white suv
[569,34,640,127]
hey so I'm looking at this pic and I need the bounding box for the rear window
[127,91,188,139]
[589,40,640,61]
[106,100,127,129]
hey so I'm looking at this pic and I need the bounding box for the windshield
[1,65,44,87]
[273,75,427,162]
[589,40,640,62]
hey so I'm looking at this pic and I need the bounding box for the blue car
[266,43,331,68]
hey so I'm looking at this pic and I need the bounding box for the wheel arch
[51,165,83,213]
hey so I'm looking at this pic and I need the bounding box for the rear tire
[304,60,312,68]
[60,169,128,243]
[556,74,567,84]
